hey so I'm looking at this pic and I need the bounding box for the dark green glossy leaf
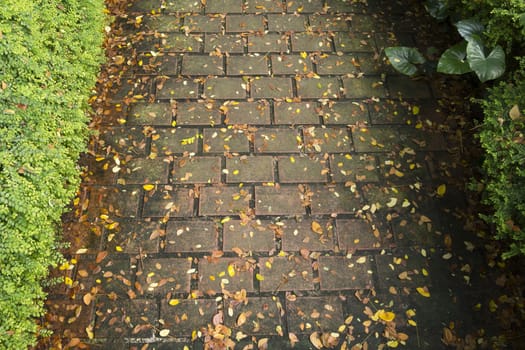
[437,41,472,75]
[424,0,449,21]
[467,41,506,82]
[455,19,484,42]
[384,47,426,76]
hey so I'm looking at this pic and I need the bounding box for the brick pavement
[42,0,507,349]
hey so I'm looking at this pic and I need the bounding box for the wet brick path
[43,1,503,349]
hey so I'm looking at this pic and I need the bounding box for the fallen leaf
[236,312,247,326]
[377,309,395,322]
[311,221,323,234]
[310,332,323,349]
[159,329,170,337]
[436,184,446,196]
[416,286,431,297]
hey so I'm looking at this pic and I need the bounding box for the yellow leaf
[300,51,308,59]
[256,273,265,281]
[377,310,395,322]
[143,184,155,191]
[489,299,498,312]
[228,264,236,277]
[412,105,420,115]
[408,319,417,326]
[436,184,446,196]
[169,299,180,306]
[387,340,399,348]
[221,217,231,224]
[311,221,323,234]
[159,329,170,337]
[64,277,73,286]
[236,312,247,326]
[115,245,123,252]
[416,287,431,297]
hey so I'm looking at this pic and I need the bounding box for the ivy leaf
[466,41,506,82]
[437,41,472,75]
[384,47,426,76]
[455,19,484,42]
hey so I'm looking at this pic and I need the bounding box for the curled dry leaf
[236,312,247,326]
[310,331,324,349]
[311,221,324,234]
[258,337,269,350]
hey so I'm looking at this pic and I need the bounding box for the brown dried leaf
[310,332,323,349]
[311,221,323,234]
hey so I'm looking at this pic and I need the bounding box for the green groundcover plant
[0,0,105,348]
[478,64,525,259]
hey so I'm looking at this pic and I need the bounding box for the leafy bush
[0,0,105,348]
[478,70,525,258]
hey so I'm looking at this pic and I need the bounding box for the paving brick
[135,53,179,75]
[333,32,375,52]
[325,0,367,13]
[318,255,374,290]
[176,101,222,126]
[165,220,218,252]
[367,98,414,125]
[342,76,387,98]
[183,14,223,32]
[389,214,442,247]
[350,14,383,33]
[172,156,222,183]
[271,54,314,75]
[204,77,247,99]
[128,0,162,13]
[251,77,293,98]
[309,14,350,31]
[199,186,252,215]
[377,152,430,183]
[267,14,307,32]
[351,126,398,152]
[387,76,432,99]
[141,15,182,32]
[255,185,305,215]
[142,186,195,217]
[91,257,133,296]
[205,0,243,13]
[105,219,161,254]
[160,299,217,336]
[164,0,202,13]
[87,186,140,218]
[155,78,199,99]
[286,0,324,13]
[316,54,361,75]
[94,298,158,338]
[205,34,245,53]
[274,101,320,124]
[374,252,431,289]
[286,296,344,334]
[278,155,328,183]
[303,126,352,153]
[198,258,255,294]
[254,128,302,153]
[309,184,361,215]
[225,15,265,33]
[226,55,270,75]
[225,100,271,124]
[150,128,200,155]
[352,52,386,74]
[223,219,276,252]
[360,184,417,216]
[258,256,314,291]
[160,33,203,52]
[118,157,169,185]
[320,101,368,125]
[181,55,225,75]
[398,127,447,152]
[296,77,340,99]
[226,155,275,182]
[247,33,289,53]
[330,153,379,182]
[128,103,173,126]
[280,218,335,251]
[244,0,285,13]
[291,32,333,52]
[336,218,382,251]
[98,127,149,156]
[136,257,192,295]
[224,297,283,335]
[202,127,251,153]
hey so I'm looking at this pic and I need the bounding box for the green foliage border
[0,0,105,348]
